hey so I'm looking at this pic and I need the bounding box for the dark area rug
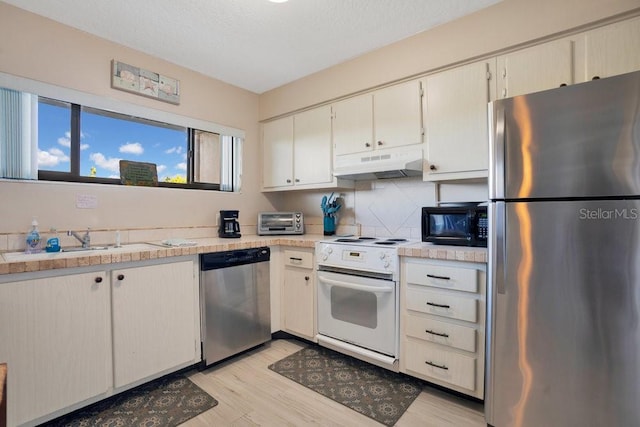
[43,372,217,427]
[268,346,423,426]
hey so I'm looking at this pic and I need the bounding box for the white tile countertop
[0,235,486,275]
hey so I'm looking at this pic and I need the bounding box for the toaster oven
[257,212,304,235]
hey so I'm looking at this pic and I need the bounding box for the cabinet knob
[304,276,309,281]
[117,274,125,281]
[295,178,300,183]
[592,76,600,80]
[559,83,567,87]
[377,141,383,146]
[94,277,102,283]
[365,142,371,147]
[429,164,437,171]
[286,179,292,183]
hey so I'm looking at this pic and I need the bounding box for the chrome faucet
[67,228,91,248]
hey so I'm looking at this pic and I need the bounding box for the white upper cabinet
[373,80,424,149]
[576,16,640,82]
[262,106,353,191]
[293,106,333,186]
[332,94,374,156]
[262,116,294,189]
[497,38,573,98]
[423,60,496,181]
[332,79,423,157]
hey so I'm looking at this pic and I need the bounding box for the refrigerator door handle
[493,201,507,295]
[489,103,506,200]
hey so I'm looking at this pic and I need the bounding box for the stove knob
[379,252,386,260]
[327,248,333,254]
[384,261,390,268]
[322,254,328,261]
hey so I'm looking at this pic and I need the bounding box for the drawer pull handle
[426,301,450,309]
[425,329,449,338]
[425,360,449,370]
[289,257,303,261]
[427,274,450,280]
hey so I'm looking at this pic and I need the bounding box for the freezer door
[489,70,640,200]
[487,200,640,427]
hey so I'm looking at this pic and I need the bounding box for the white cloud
[38,148,69,167]
[57,132,89,150]
[57,132,71,147]
[156,164,167,174]
[165,146,183,154]
[176,162,187,171]
[119,142,144,155]
[90,152,121,172]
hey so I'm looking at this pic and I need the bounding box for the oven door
[317,270,397,356]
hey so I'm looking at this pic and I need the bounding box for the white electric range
[315,236,415,372]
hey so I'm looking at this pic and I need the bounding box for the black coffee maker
[219,210,241,238]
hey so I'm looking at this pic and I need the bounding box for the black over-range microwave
[421,205,488,247]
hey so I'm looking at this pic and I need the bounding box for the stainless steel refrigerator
[487,71,640,427]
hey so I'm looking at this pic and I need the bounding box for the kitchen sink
[1,243,160,262]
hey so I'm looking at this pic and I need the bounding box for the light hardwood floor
[183,339,485,426]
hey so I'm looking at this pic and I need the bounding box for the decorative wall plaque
[111,60,180,105]
[119,160,158,187]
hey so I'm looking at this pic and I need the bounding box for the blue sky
[37,102,187,180]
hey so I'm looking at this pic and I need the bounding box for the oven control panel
[316,242,399,277]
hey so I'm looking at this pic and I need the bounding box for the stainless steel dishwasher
[200,247,271,367]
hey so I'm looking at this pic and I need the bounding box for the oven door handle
[318,276,394,293]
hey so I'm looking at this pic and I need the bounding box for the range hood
[333,147,423,180]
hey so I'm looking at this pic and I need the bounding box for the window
[0,85,242,191]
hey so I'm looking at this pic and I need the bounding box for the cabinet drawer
[284,250,313,269]
[406,288,477,322]
[405,339,476,391]
[406,263,478,293]
[405,314,476,352]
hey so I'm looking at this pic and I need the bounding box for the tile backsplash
[278,177,488,239]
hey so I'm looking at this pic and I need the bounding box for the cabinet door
[583,17,640,81]
[282,267,315,340]
[112,260,197,388]
[262,116,294,188]
[497,38,573,98]
[373,79,423,149]
[294,106,333,186]
[0,272,110,426]
[424,60,492,180]
[332,94,374,156]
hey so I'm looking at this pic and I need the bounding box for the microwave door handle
[319,276,394,294]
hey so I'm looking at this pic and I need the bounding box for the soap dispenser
[25,218,42,254]
[46,228,61,253]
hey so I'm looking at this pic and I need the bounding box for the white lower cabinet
[111,260,198,388]
[0,258,199,426]
[400,257,486,399]
[0,271,111,427]
[281,248,316,341]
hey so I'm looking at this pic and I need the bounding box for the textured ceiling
[3,0,501,94]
